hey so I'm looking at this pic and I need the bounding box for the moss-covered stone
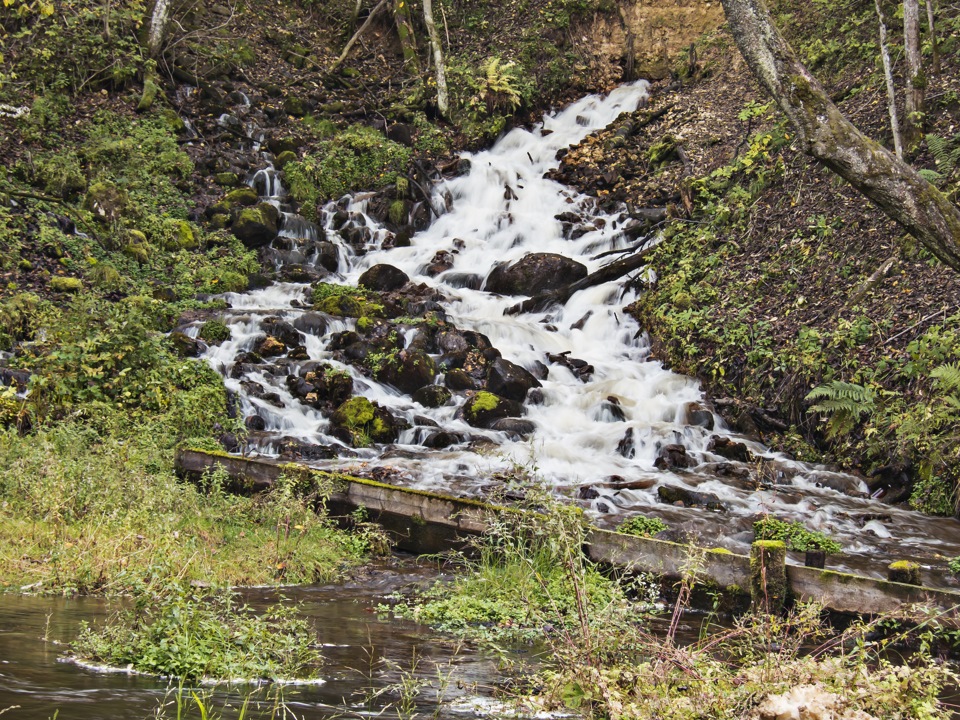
[215,172,240,187]
[887,560,922,585]
[49,276,83,293]
[275,150,297,169]
[750,540,787,614]
[84,181,129,223]
[283,96,308,117]
[232,203,279,248]
[199,320,232,344]
[223,187,259,207]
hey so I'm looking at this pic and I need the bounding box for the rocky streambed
[171,80,960,582]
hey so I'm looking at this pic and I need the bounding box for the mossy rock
[224,187,259,207]
[49,276,83,293]
[232,203,279,248]
[209,213,231,230]
[283,96,308,117]
[215,172,240,187]
[275,150,298,169]
[84,181,129,223]
[461,391,525,428]
[374,350,437,394]
[198,320,231,344]
[123,231,151,263]
[330,396,400,446]
[164,219,198,250]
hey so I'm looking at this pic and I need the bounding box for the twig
[329,0,389,73]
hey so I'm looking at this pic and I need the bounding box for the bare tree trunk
[903,0,925,147]
[719,0,960,272]
[422,0,448,116]
[147,0,172,59]
[330,0,389,72]
[875,0,903,158]
[926,0,939,74]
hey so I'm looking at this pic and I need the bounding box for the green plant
[617,515,667,538]
[73,582,323,682]
[753,516,842,554]
[805,380,876,439]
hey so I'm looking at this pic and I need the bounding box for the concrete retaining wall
[176,449,960,616]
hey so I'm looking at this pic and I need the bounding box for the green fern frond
[925,133,960,176]
[918,168,944,184]
[805,381,875,439]
[931,362,960,392]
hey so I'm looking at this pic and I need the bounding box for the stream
[182,80,960,582]
[0,559,513,719]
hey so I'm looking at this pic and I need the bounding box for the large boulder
[260,317,301,348]
[459,391,525,429]
[358,263,409,292]
[232,202,280,247]
[483,253,587,295]
[330,396,401,446]
[485,358,541,402]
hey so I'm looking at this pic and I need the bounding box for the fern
[925,133,960,178]
[805,380,876,439]
[931,362,960,392]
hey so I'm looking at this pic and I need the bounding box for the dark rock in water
[170,331,205,358]
[375,350,437,394]
[261,317,302,348]
[0,368,33,391]
[413,384,452,408]
[330,396,402,446]
[253,334,286,357]
[547,351,594,382]
[654,444,696,470]
[488,417,536,438]
[437,330,469,356]
[244,415,266,431]
[707,435,754,463]
[287,345,309,360]
[358,263,409,292]
[445,367,485,391]
[219,432,241,453]
[423,430,464,449]
[657,485,726,511]
[807,470,867,498]
[232,202,279,248]
[483,253,587,295]
[279,264,326,283]
[298,364,353,409]
[234,350,264,365]
[459,391,525,428]
[425,250,455,276]
[293,312,329,337]
[685,402,715,430]
[598,396,626,421]
[616,427,635,458]
[527,388,545,405]
[578,485,601,500]
[313,241,341,272]
[485,358,542,402]
[230,362,261,379]
[276,437,338,461]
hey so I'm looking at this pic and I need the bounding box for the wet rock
[358,263,410,292]
[330,396,401,446]
[170,331,205,358]
[445,368,484,391]
[276,437,338,461]
[258,317,300,348]
[375,350,437,394]
[219,432,241,453]
[232,203,280,248]
[654,444,696,470]
[253,335,286,358]
[527,388,545,405]
[707,435,754,463]
[314,241,340,272]
[287,346,309,360]
[547,351,594,382]
[459,391,525,429]
[657,485,726,511]
[292,312,329,338]
[807,470,867,498]
[684,402,715,430]
[423,431,464,449]
[488,418,536,438]
[425,250,455,276]
[578,486,601,500]
[244,415,266,431]
[278,264,326,283]
[616,427,636,458]
[598,396,626,421]
[483,253,587,295]
[412,384,452,408]
[485,358,542,403]
[298,364,353,409]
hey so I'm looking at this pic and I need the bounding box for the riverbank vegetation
[391,498,958,719]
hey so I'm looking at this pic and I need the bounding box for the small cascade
[189,80,960,579]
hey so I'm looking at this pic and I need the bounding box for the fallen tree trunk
[720,0,960,273]
[505,242,654,315]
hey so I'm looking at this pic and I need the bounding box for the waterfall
[193,80,960,578]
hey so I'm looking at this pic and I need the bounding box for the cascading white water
[196,81,960,578]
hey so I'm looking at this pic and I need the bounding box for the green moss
[754,517,842,554]
[617,515,667,538]
[198,320,231,344]
[49,276,83,293]
[472,391,500,413]
[335,396,376,428]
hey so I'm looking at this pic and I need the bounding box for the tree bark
[422,0,448,117]
[392,0,420,72]
[330,0,389,72]
[147,0,172,58]
[720,0,960,273]
[925,0,939,74]
[875,0,903,158]
[903,0,925,147]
